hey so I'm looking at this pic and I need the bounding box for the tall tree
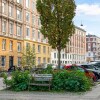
[36,0,76,69]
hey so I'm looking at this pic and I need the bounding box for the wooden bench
[29,74,53,91]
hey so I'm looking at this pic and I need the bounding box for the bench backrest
[33,74,53,81]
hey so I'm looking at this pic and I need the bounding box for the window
[26,27,30,37]
[38,45,41,53]
[26,12,30,22]
[65,54,67,59]
[32,29,35,39]
[18,57,21,66]
[93,43,96,47]
[70,55,71,59]
[38,57,41,64]
[38,31,40,39]
[38,18,41,26]
[17,0,22,4]
[43,46,46,53]
[48,47,49,54]
[9,6,13,17]
[1,56,6,66]
[32,15,35,25]
[17,25,22,36]
[48,58,50,63]
[10,41,13,51]
[32,44,35,52]
[54,53,56,58]
[62,54,64,59]
[26,0,30,8]
[17,42,21,52]
[17,9,22,20]
[2,2,6,13]
[43,57,46,63]
[32,2,35,11]
[2,21,6,32]
[9,23,13,34]
[2,39,6,50]
[26,43,30,49]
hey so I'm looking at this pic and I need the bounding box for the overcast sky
[74,0,100,36]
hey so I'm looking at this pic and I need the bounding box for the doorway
[9,56,13,68]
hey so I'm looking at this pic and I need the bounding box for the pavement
[0,78,100,100]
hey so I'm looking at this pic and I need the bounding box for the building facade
[86,34,100,62]
[51,26,86,65]
[0,0,51,70]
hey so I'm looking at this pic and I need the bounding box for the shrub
[3,70,32,91]
[52,70,92,92]
[37,65,53,74]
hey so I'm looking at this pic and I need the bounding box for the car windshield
[81,65,94,69]
[92,63,100,68]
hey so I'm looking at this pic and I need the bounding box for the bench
[29,74,53,91]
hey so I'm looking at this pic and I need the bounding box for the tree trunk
[57,48,61,69]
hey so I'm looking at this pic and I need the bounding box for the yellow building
[0,0,51,70]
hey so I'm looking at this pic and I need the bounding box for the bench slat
[29,83,51,86]
[29,74,53,91]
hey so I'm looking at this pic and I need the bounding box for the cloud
[76,4,100,16]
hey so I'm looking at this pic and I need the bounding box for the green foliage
[36,0,76,68]
[21,46,36,70]
[36,0,76,49]
[40,65,53,74]
[52,70,92,92]
[3,70,32,91]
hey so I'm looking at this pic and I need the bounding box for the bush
[52,70,92,92]
[35,65,53,74]
[3,70,32,91]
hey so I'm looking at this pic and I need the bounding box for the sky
[74,0,100,36]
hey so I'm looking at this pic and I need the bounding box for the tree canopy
[36,0,76,50]
[36,0,76,68]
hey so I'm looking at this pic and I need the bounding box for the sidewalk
[0,78,100,100]
[0,78,6,90]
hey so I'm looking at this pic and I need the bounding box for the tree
[36,0,76,69]
[21,46,36,71]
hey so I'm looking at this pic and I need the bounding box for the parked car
[79,64,100,79]
[89,62,100,69]
[36,63,57,69]
[64,65,97,81]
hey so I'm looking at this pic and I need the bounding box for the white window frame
[9,5,13,17]
[26,26,30,38]
[2,20,6,33]
[38,45,41,53]
[17,42,21,52]
[10,41,13,51]
[2,2,6,14]
[2,39,6,50]
[9,22,13,34]
[17,25,22,36]
[17,9,22,21]
[26,0,30,8]
[26,11,30,22]
[18,57,21,66]
[1,56,6,67]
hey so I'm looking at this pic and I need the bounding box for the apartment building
[86,34,100,62]
[0,0,51,70]
[51,26,86,65]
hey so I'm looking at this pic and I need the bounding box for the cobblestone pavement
[0,78,100,100]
